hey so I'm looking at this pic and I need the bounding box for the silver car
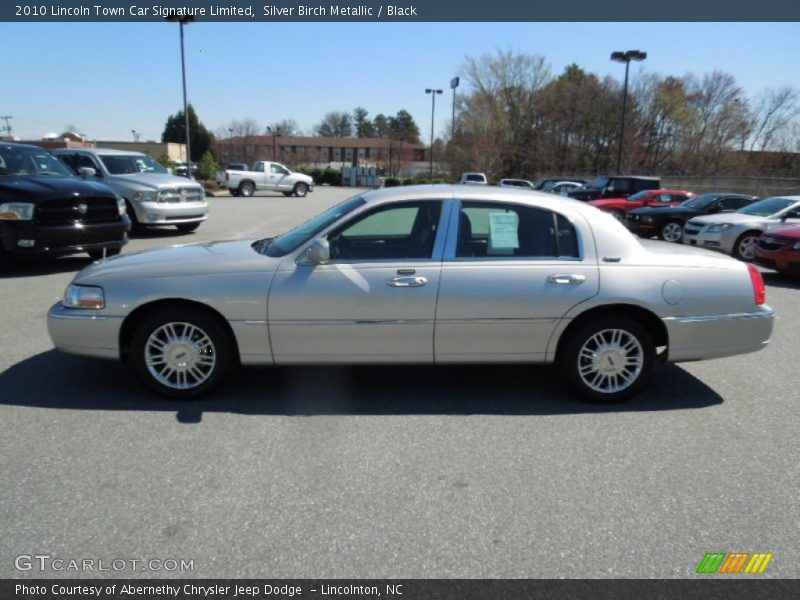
[683,196,800,261]
[47,185,775,402]
[54,148,208,232]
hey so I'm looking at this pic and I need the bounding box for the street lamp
[450,77,459,141]
[267,126,281,160]
[610,50,647,174]
[165,11,196,176]
[425,88,443,181]
[130,129,139,142]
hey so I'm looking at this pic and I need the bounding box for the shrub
[384,177,401,187]
[196,151,218,181]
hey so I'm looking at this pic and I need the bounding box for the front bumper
[625,217,658,237]
[47,302,123,360]
[132,201,209,226]
[663,307,775,362]
[682,228,736,255]
[0,217,129,257]
[754,249,800,273]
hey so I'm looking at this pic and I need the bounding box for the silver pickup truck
[223,161,314,197]
[54,148,208,232]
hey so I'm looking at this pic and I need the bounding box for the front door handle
[387,276,428,287]
[547,274,586,285]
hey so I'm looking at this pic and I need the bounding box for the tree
[196,151,218,181]
[373,114,390,138]
[161,104,214,162]
[390,110,421,144]
[748,87,800,152]
[316,111,352,137]
[213,118,262,165]
[268,118,301,136]
[353,107,375,138]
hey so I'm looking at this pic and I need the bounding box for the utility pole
[0,115,13,140]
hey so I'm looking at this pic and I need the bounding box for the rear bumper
[0,217,129,257]
[47,303,122,360]
[664,307,775,362]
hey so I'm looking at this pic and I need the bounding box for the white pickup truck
[222,161,315,197]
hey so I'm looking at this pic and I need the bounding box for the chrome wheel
[736,235,758,261]
[294,183,308,197]
[240,183,254,197]
[577,328,644,394]
[145,322,216,390]
[661,221,683,243]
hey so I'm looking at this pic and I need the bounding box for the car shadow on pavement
[0,350,723,423]
[763,272,800,291]
[0,255,95,278]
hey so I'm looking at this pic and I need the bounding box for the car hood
[589,198,627,207]
[0,175,116,200]
[109,172,204,191]
[689,212,771,226]
[75,239,278,284]
[763,225,800,240]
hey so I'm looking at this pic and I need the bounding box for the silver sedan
[48,185,775,402]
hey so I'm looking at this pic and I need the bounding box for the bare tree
[268,118,301,136]
[748,87,800,152]
[215,118,263,165]
[316,111,352,137]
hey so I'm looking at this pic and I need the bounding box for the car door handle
[387,276,428,287]
[547,274,586,285]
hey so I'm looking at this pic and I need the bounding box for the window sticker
[489,212,519,253]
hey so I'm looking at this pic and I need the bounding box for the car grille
[34,197,120,226]
[756,236,790,252]
[159,187,204,203]
[684,226,701,236]
[627,214,639,222]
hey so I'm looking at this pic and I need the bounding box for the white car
[683,197,800,261]
[498,178,535,190]
[459,172,488,185]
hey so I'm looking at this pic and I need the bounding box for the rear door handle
[387,276,428,287]
[547,274,586,285]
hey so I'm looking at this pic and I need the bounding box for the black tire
[558,316,656,403]
[125,201,142,233]
[659,220,684,243]
[282,191,293,197]
[176,222,200,233]
[229,188,240,197]
[239,182,255,197]
[293,182,308,197]
[129,307,234,399]
[88,247,121,260]
[733,231,760,262]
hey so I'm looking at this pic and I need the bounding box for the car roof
[1,141,48,151]
[55,147,147,157]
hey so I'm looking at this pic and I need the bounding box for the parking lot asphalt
[1,186,798,579]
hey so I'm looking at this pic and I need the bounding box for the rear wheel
[733,231,760,261]
[130,307,233,399]
[559,317,655,403]
[293,182,308,197]
[659,220,684,243]
[176,222,200,233]
[239,182,255,197]
[229,188,240,197]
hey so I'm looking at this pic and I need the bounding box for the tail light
[747,263,766,306]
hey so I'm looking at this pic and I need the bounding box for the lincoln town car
[47,186,775,402]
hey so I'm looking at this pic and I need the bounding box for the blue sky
[2,22,799,142]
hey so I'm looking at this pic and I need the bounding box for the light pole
[449,77,459,142]
[267,126,281,161]
[425,88,443,181]
[165,11,195,176]
[130,129,140,142]
[611,50,646,174]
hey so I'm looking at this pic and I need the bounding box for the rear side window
[457,202,579,259]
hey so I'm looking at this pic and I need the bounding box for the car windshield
[0,145,73,177]
[99,154,167,175]
[589,176,610,190]
[682,194,721,209]
[737,197,796,217]
[627,191,651,201]
[263,195,366,257]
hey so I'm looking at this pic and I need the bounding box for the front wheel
[238,182,255,197]
[293,182,308,197]
[130,308,233,399]
[733,231,760,261]
[659,220,684,243]
[559,317,655,403]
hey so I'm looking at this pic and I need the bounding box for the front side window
[270,164,289,175]
[456,202,579,259]
[328,201,442,261]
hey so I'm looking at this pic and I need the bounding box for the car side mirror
[302,238,330,265]
[78,166,96,178]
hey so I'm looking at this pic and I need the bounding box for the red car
[754,225,800,275]
[589,189,695,222]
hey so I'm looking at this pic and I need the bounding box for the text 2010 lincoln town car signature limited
[48,186,775,402]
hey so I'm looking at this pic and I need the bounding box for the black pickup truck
[0,142,130,267]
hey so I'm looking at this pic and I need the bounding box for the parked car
[626,193,758,242]
[48,185,773,403]
[54,148,208,232]
[459,172,488,185]
[753,226,800,275]
[545,181,584,196]
[683,196,800,261]
[498,178,535,190]
[222,161,314,197]
[589,189,695,222]
[172,161,197,178]
[534,177,587,191]
[215,163,249,187]
[569,175,660,202]
[0,142,129,267]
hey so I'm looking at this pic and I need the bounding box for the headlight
[63,284,105,309]
[117,197,126,216]
[133,191,158,202]
[641,216,654,223]
[0,202,35,220]
[706,223,733,233]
